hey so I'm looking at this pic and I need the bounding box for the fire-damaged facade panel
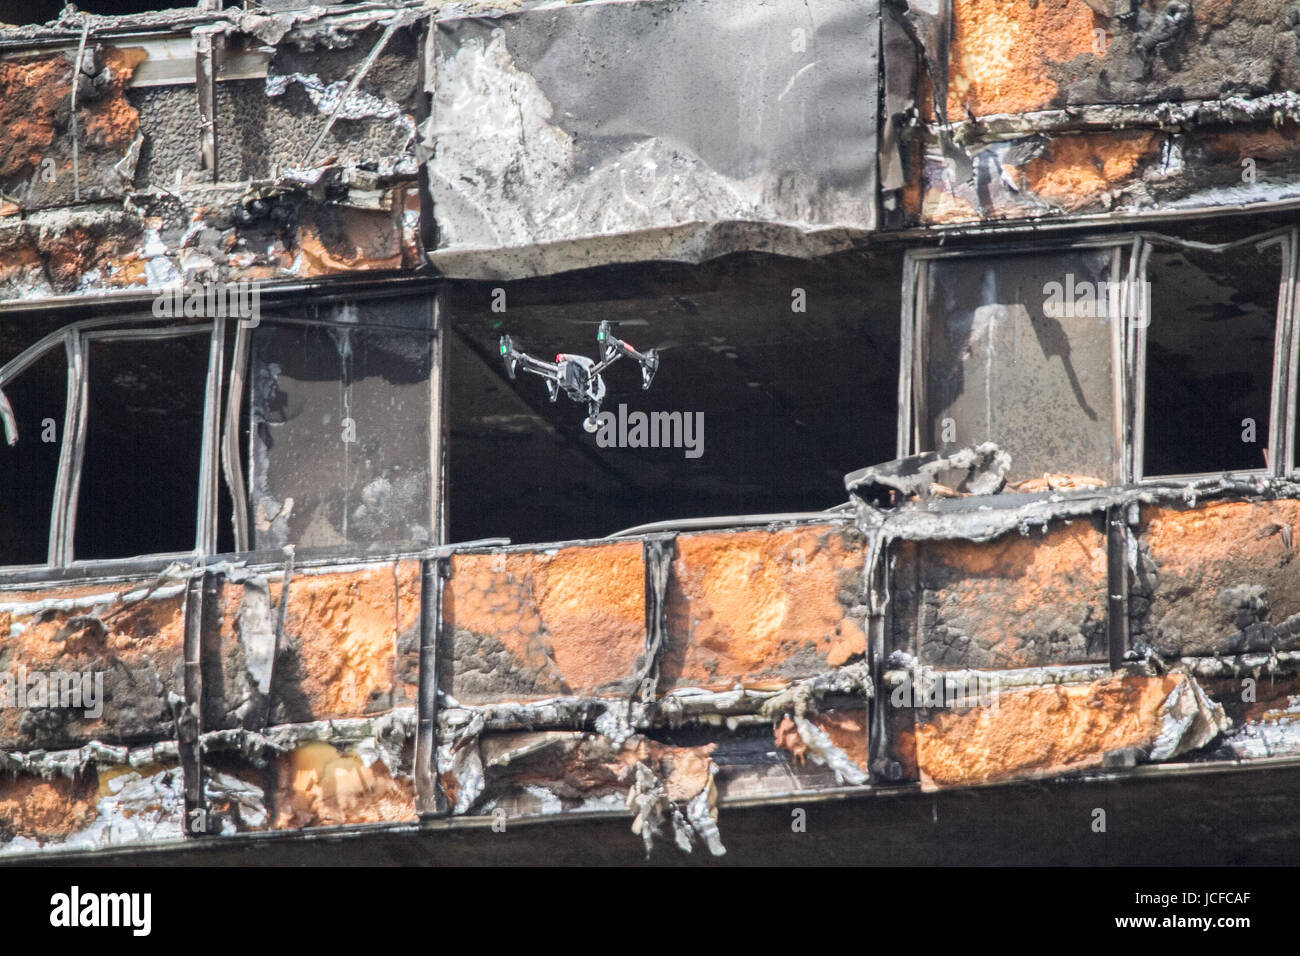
[425,0,881,279]
[1,0,1300,865]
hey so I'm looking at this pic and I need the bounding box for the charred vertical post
[431,293,448,545]
[415,555,449,816]
[866,532,892,779]
[1106,505,1129,670]
[635,535,675,704]
[179,570,207,835]
[194,28,219,182]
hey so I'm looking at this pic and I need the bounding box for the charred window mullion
[52,331,87,567]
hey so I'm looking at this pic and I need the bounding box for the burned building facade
[0,0,1298,863]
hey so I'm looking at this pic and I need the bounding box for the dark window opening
[914,247,1120,486]
[0,349,67,566]
[73,333,209,561]
[1142,240,1281,477]
[215,322,241,557]
[445,251,900,544]
[248,296,435,553]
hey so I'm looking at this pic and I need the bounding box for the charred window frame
[0,281,444,573]
[1130,228,1300,482]
[899,236,1134,488]
[231,287,443,557]
[901,228,1300,489]
[0,312,225,569]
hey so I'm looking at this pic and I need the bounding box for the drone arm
[501,336,559,381]
[589,349,622,377]
[593,321,659,388]
[514,352,560,379]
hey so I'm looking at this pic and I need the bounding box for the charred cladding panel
[249,296,435,552]
[427,0,880,278]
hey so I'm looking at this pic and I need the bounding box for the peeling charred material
[301,15,408,168]
[425,0,880,278]
[632,535,674,710]
[846,443,1010,506]
[69,21,90,203]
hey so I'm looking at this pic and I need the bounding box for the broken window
[902,242,1126,486]
[0,345,67,566]
[73,331,211,561]
[444,251,900,544]
[246,293,437,554]
[1137,232,1291,479]
[0,314,226,567]
[1,286,440,569]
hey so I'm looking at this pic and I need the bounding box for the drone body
[499,321,659,432]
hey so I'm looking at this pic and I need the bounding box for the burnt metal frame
[896,224,1300,699]
[0,314,222,569]
[1127,227,1300,483]
[0,280,445,575]
[899,234,1134,486]
[899,227,1300,487]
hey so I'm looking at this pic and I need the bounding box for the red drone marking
[556,353,565,361]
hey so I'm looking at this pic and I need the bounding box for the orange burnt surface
[663,526,866,689]
[946,0,1098,118]
[0,773,98,841]
[911,674,1181,787]
[1017,130,1162,212]
[443,543,646,701]
[0,582,185,749]
[268,562,422,721]
[912,520,1108,669]
[1139,500,1300,657]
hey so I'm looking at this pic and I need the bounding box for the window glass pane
[922,249,1118,485]
[1143,241,1281,476]
[249,297,433,551]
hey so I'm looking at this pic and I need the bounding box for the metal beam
[415,556,448,816]
[179,569,207,836]
[1106,505,1129,670]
